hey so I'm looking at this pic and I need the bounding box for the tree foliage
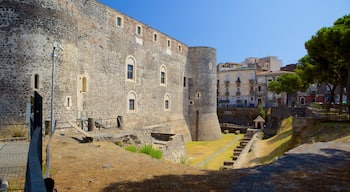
[269,73,307,94]
[299,14,350,115]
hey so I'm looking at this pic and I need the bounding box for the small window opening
[116,17,122,27]
[34,74,39,89]
[137,26,142,35]
[117,116,123,128]
[165,100,169,109]
[161,71,165,84]
[183,77,186,87]
[167,40,171,47]
[129,99,135,110]
[127,64,134,79]
[153,33,158,41]
[82,77,87,92]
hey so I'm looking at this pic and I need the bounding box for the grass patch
[125,145,138,153]
[122,144,163,159]
[139,145,163,159]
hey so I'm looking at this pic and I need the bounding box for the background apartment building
[217,56,288,108]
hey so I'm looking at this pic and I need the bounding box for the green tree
[269,73,307,106]
[302,15,350,114]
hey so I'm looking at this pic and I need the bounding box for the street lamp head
[53,42,64,51]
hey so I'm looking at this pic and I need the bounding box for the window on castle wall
[165,100,169,109]
[136,25,142,35]
[184,77,186,87]
[126,56,136,82]
[129,99,135,111]
[127,64,134,79]
[65,96,72,109]
[34,74,39,89]
[160,65,167,85]
[82,77,87,93]
[178,44,182,52]
[161,72,165,84]
[167,39,171,47]
[258,86,261,92]
[196,92,201,99]
[116,16,122,27]
[153,33,158,42]
[164,94,171,111]
[127,91,137,113]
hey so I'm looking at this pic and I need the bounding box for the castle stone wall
[0,0,219,141]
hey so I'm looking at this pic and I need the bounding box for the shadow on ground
[102,147,350,192]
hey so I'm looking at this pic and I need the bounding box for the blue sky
[99,0,349,65]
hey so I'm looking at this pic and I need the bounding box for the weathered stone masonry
[0,0,221,141]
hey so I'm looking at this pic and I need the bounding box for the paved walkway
[194,136,241,168]
[0,141,29,190]
[228,141,350,192]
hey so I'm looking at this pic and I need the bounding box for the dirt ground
[48,128,350,192]
[48,132,247,192]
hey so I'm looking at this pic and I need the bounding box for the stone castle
[0,0,222,141]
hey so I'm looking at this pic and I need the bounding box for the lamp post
[50,42,63,136]
[47,42,63,179]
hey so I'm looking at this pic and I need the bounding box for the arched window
[164,93,171,111]
[126,56,136,82]
[153,33,158,42]
[127,91,137,113]
[160,65,167,85]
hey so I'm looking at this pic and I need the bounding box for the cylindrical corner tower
[187,47,222,141]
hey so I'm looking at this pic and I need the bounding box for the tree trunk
[339,82,343,114]
[347,67,350,119]
[326,84,336,112]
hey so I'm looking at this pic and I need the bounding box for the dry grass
[248,117,293,166]
[186,133,243,170]
[0,125,28,139]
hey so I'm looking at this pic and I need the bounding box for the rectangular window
[34,74,39,89]
[117,17,122,27]
[165,100,169,109]
[183,77,186,87]
[129,99,135,110]
[161,71,165,84]
[127,64,133,79]
[137,26,142,35]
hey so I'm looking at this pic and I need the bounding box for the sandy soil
[48,129,350,192]
[48,134,245,192]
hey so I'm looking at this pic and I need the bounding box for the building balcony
[225,92,230,96]
[236,91,241,96]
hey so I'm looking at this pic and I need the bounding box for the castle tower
[187,47,222,141]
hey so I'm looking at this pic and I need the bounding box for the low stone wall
[292,117,319,135]
[113,126,187,163]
